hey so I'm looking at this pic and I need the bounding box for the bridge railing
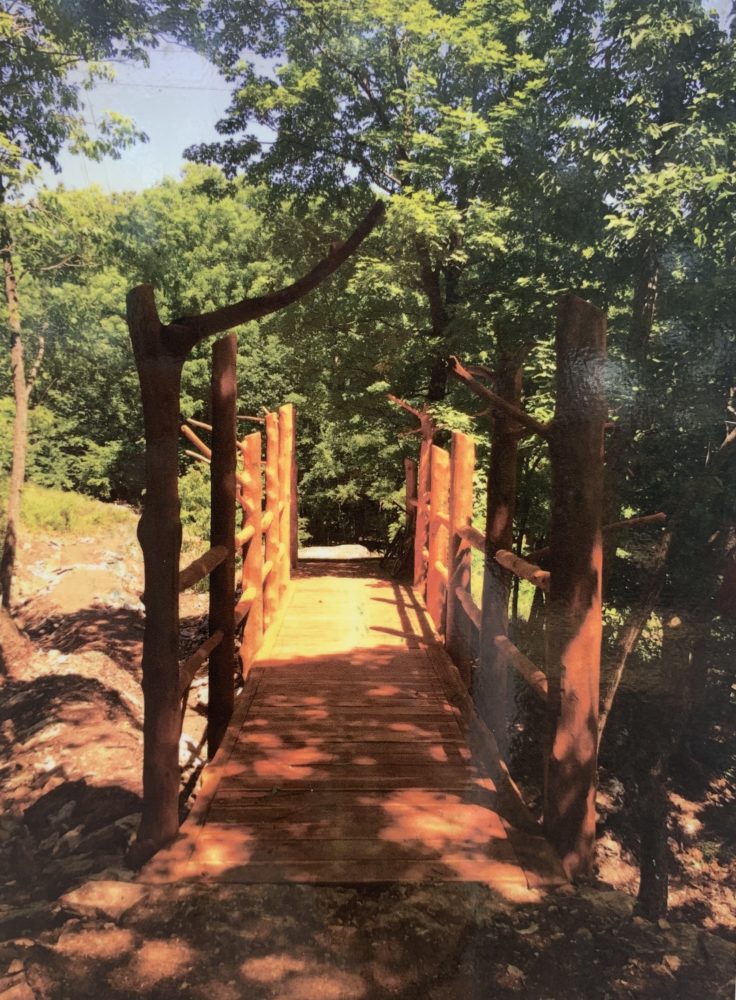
[131,329,297,860]
[398,295,608,879]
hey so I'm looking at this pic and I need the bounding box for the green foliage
[0,477,136,535]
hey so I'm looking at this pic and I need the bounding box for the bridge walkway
[143,561,566,895]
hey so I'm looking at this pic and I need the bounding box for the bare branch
[449,356,551,439]
[526,512,667,564]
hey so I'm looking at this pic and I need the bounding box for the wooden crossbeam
[178,630,223,697]
[495,550,550,592]
[178,545,228,593]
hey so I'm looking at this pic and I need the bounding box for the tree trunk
[0,203,28,611]
[635,613,693,918]
[0,606,32,676]
[636,752,670,920]
[629,240,659,363]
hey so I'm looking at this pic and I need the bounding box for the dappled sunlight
[365,684,403,696]
[143,563,565,893]
[130,939,194,986]
[240,953,307,983]
[240,954,367,999]
[377,789,508,848]
[55,927,135,959]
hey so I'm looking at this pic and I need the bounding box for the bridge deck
[143,562,565,895]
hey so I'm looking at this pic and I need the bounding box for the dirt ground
[0,524,734,999]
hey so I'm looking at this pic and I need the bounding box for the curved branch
[162,199,386,355]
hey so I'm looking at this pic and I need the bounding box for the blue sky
[43,2,734,194]
[40,40,237,192]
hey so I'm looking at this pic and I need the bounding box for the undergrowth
[1,479,137,535]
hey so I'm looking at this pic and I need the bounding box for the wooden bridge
[128,285,613,886]
[143,560,564,893]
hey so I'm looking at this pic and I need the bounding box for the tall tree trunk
[0,202,28,610]
[636,613,694,919]
[417,238,463,402]
[629,240,660,363]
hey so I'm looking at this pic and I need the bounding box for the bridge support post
[278,404,295,597]
[476,357,523,755]
[263,411,280,628]
[208,334,237,758]
[239,431,263,677]
[426,445,450,635]
[413,423,433,594]
[127,284,185,857]
[446,432,475,685]
[544,294,607,879]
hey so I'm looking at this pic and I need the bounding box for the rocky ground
[0,521,734,998]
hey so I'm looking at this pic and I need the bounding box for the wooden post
[446,432,475,685]
[278,404,295,596]
[413,429,432,593]
[263,411,280,628]
[290,421,299,569]
[544,293,607,879]
[127,284,186,856]
[238,431,263,678]
[476,358,523,753]
[208,334,237,758]
[426,445,450,634]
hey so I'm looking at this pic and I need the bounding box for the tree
[189,0,548,399]
[0,0,198,607]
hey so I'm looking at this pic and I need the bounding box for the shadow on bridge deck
[141,562,565,898]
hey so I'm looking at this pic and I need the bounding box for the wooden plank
[144,563,565,892]
[426,445,450,633]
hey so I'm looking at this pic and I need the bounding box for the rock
[699,929,736,967]
[51,825,84,856]
[578,887,635,921]
[0,905,62,942]
[0,975,34,1000]
[574,926,593,942]
[57,881,147,922]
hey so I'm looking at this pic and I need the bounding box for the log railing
[400,295,667,878]
[399,295,633,880]
[178,390,297,746]
[130,326,297,861]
